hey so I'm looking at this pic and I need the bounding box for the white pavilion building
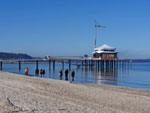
[93,44,118,60]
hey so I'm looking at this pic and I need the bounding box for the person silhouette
[25,67,29,75]
[71,69,75,82]
[59,69,63,80]
[35,68,39,75]
[40,69,43,76]
[65,69,69,81]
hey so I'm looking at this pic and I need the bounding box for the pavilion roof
[94,44,116,51]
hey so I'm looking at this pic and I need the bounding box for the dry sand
[0,71,150,113]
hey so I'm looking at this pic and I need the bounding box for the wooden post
[19,61,21,70]
[106,60,110,72]
[89,60,91,68]
[98,60,100,69]
[86,59,88,67]
[105,60,108,69]
[105,60,107,69]
[76,60,79,68]
[91,60,93,67]
[116,60,118,68]
[69,59,71,70]
[53,60,55,70]
[96,60,98,68]
[36,60,38,70]
[84,59,86,66]
[82,60,83,67]
[49,60,51,71]
[114,60,116,68]
[110,60,113,68]
[62,60,64,70]
[81,60,83,70]
[0,61,2,70]
[101,60,104,71]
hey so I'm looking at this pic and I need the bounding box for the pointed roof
[94,44,116,51]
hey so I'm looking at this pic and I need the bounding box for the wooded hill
[0,52,32,59]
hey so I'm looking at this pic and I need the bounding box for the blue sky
[0,0,150,58]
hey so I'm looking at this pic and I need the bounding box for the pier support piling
[49,60,51,71]
[0,61,2,70]
[98,60,100,69]
[36,61,39,70]
[76,60,79,68]
[69,60,71,70]
[96,60,98,68]
[89,60,91,68]
[62,60,64,70]
[110,60,113,68]
[19,61,21,70]
[101,60,104,71]
[91,60,94,67]
[84,60,86,66]
[53,60,55,70]
[81,60,83,66]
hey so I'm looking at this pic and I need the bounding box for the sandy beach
[0,71,150,113]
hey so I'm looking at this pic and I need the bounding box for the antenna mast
[94,21,105,49]
[94,21,97,49]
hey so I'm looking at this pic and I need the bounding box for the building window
[102,54,114,59]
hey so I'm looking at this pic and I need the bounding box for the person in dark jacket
[35,68,39,75]
[71,69,75,82]
[59,69,63,80]
[65,69,69,81]
[43,69,45,75]
[40,69,43,76]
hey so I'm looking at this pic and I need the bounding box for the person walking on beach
[65,69,69,81]
[43,69,45,75]
[71,69,75,82]
[59,69,63,80]
[25,67,29,75]
[40,69,43,76]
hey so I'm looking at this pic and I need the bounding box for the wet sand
[0,71,150,113]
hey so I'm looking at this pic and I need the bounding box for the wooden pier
[0,57,132,72]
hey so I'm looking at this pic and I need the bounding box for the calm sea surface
[1,63,150,89]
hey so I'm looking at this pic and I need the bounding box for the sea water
[1,63,150,89]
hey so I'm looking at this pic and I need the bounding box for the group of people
[25,67,75,82]
[59,69,75,82]
[25,67,46,76]
[35,68,46,76]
